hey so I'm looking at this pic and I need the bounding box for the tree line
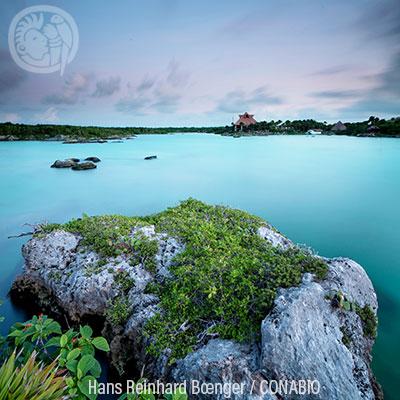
[0,115,399,139]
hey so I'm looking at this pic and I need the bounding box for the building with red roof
[234,112,257,131]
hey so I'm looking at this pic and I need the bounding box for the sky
[0,0,399,127]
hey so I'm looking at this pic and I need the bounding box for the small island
[10,199,381,399]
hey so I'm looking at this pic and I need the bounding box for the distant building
[366,125,380,135]
[331,121,347,132]
[307,129,322,135]
[234,112,257,131]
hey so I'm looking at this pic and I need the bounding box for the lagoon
[0,134,399,399]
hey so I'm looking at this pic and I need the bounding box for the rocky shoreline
[0,135,135,142]
[10,201,382,399]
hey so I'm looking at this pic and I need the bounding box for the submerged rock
[50,159,77,168]
[84,156,101,163]
[10,202,381,399]
[71,161,97,170]
[63,139,108,144]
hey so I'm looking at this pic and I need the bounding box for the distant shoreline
[1,118,399,141]
[1,132,400,142]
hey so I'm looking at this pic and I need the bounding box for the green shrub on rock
[42,199,328,362]
[114,269,136,293]
[62,214,144,257]
[144,199,328,361]
[356,304,377,338]
[106,295,132,325]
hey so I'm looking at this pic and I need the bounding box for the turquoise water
[0,134,399,398]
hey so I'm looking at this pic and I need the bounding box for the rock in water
[144,155,157,160]
[10,203,382,400]
[50,159,77,168]
[71,161,97,170]
[84,157,101,163]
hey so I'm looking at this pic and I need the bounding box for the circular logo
[8,5,79,76]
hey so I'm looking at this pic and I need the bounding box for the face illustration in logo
[20,28,49,60]
[9,6,79,76]
[16,13,49,64]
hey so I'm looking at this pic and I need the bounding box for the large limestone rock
[170,234,380,399]
[260,269,377,400]
[171,259,379,400]
[172,340,275,400]
[11,221,381,399]
[11,225,184,375]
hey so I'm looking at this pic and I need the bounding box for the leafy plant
[0,351,67,400]
[8,314,62,357]
[7,315,110,399]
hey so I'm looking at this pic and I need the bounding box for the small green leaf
[66,359,78,374]
[45,336,61,347]
[8,330,23,337]
[47,320,62,334]
[89,358,102,378]
[77,375,98,400]
[80,344,95,356]
[171,391,188,400]
[67,348,81,361]
[78,354,96,375]
[60,334,68,347]
[92,336,110,352]
[343,301,351,311]
[80,325,93,339]
[66,377,75,387]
